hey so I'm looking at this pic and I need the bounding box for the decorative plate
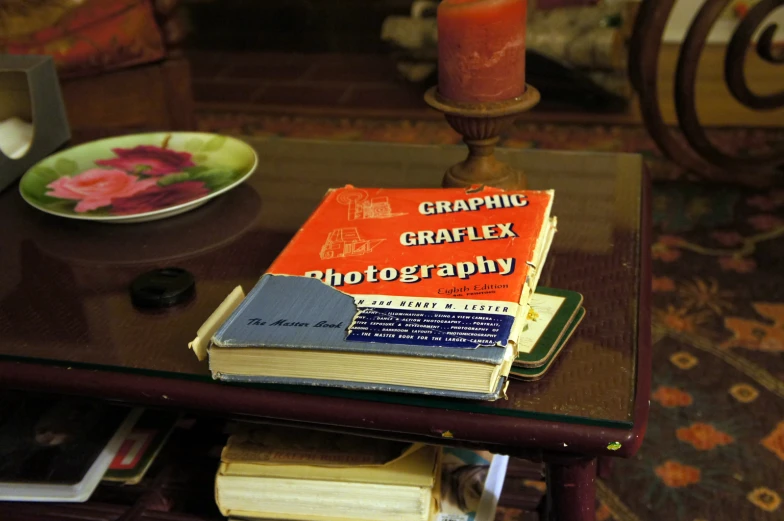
[19,132,257,223]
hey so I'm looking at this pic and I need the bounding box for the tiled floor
[187,50,650,125]
[189,51,435,119]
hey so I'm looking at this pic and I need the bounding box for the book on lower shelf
[215,424,441,521]
[102,409,181,485]
[216,424,511,521]
[191,185,560,401]
[0,391,142,502]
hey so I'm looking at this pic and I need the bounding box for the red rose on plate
[111,181,210,215]
[46,168,158,213]
[96,145,195,176]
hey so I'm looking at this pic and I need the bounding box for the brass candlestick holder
[424,85,540,190]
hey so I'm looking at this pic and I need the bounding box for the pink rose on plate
[96,145,195,176]
[111,181,210,215]
[46,169,158,213]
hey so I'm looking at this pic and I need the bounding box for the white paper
[0,117,34,159]
[517,293,566,354]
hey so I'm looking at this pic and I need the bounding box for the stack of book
[0,390,182,503]
[216,425,440,521]
[190,185,583,400]
[0,391,141,503]
[215,424,509,521]
[510,287,584,381]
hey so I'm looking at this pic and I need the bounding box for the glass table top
[0,139,646,428]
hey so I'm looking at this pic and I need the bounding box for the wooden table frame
[0,143,651,521]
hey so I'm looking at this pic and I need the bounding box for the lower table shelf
[0,413,547,521]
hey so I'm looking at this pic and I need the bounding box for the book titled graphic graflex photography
[191,186,556,400]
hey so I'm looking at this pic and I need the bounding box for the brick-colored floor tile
[187,51,233,79]
[346,84,428,110]
[192,81,262,104]
[255,84,348,107]
[225,62,314,81]
[231,51,312,67]
[307,54,401,83]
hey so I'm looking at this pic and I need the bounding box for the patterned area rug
[597,182,784,521]
[197,112,784,521]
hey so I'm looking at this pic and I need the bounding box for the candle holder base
[424,85,540,190]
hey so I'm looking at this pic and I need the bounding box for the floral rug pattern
[596,181,784,521]
[197,111,784,521]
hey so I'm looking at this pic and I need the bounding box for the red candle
[437,0,527,103]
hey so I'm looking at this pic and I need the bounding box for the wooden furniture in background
[0,0,195,143]
[630,0,784,180]
[63,57,194,143]
[63,0,195,142]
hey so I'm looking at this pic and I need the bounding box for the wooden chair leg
[546,458,597,521]
[597,456,614,479]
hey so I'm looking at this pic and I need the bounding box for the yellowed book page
[227,510,401,521]
[221,424,422,467]
[219,445,439,487]
[188,285,245,360]
[216,477,431,521]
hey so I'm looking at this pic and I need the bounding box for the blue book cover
[212,275,507,365]
[210,275,510,401]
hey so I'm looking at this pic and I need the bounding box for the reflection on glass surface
[0,140,644,427]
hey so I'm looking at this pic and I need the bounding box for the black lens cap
[130,267,195,309]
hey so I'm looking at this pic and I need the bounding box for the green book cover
[102,409,180,485]
[514,287,584,368]
[510,307,586,381]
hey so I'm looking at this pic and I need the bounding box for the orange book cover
[261,185,556,350]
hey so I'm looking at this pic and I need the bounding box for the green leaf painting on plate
[55,158,77,176]
[202,135,227,152]
[157,172,191,187]
[19,132,256,220]
[189,168,245,192]
[184,138,204,152]
[20,166,62,206]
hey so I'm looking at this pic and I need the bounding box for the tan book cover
[221,424,421,467]
[215,425,441,520]
[218,425,439,487]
